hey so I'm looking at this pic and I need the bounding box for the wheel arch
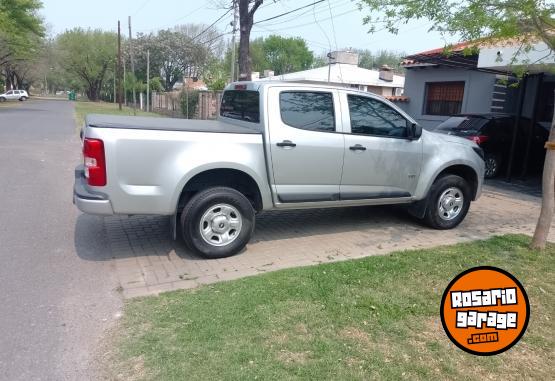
[409,163,480,219]
[175,167,264,214]
[435,164,479,200]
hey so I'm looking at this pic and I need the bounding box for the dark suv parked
[433,113,548,178]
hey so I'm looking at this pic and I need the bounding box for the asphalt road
[0,100,121,380]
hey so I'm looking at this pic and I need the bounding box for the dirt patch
[277,350,311,364]
[339,327,372,345]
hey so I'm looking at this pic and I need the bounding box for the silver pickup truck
[74,81,484,258]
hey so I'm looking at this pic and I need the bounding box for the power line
[251,26,331,50]
[132,0,153,16]
[135,4,215,33]
[257,0,352,28]
[192,7,233,41]
[173,4,207,24]
[256,8,360,31]
[325,0,343,83]
[254,0,326,25]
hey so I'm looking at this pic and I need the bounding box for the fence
[150,90,223,120]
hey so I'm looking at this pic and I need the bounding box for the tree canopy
[226,35,314,76]
[361,0,555,50]
[133,25,224,91]
[262,35,314,75]
[56,28,117,101]
[0,0,45,89]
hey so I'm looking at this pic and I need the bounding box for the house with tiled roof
[398,39,555,180]
[398,40,555,130]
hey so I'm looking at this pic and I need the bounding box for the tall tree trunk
[238,0,263,82]
[87,83,99,101]
[531,93,555,249]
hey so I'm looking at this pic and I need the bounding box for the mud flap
[170,213,177,240]
[406,196,429,219]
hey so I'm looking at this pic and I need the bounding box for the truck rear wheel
[180,187,255,258]
[423,174,471,229]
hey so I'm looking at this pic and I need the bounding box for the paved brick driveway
[100,185,552,298]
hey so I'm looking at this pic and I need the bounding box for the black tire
[0,97,6,102]
[423,174,471,229]
[180,187,255,259]
[19,96,27,101]
[484,153,500,178]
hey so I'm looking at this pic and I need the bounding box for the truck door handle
[349,144,366,151]
[276,140,296,148]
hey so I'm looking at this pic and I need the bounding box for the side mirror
[409,123,422,140]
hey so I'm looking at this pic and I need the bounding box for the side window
[279,91,335,132]
[347,95,408,138]
[6,90,13,95]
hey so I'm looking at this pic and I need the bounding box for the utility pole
[146,49,150,112]
[128,16,137,115]
[123,59,127,105]
[117,20,122,110]
[230,0,238,83]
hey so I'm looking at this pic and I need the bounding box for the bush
[180,89,199,119]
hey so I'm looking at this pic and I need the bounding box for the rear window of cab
[220,90,260,123]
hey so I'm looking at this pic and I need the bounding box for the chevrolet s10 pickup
[74,81,485,258]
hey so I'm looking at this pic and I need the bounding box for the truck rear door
[267,87,345,203]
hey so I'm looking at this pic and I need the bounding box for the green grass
[74,101,160,127]
[110,235,554,381]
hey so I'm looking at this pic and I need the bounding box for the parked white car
[0,89,29,102]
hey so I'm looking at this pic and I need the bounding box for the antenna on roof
[326,52,334,83]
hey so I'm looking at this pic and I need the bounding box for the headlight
[473,146,485,161]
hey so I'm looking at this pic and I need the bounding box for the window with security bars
[425,81,465,115]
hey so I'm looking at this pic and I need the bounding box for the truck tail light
[466,135,489,145]
[83,138,106,186]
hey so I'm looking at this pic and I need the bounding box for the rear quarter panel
[86,127,272,215]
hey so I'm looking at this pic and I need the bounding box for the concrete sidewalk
[90,186,551,298]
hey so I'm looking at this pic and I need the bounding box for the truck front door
[339,92,422,200]
[267,87,345,203]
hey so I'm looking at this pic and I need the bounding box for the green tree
[0,0,45,89]
[56,28,117,101]
[360,0,555,249]
[133,24,223,92]
[263,35,313,75]
[356,49,405,73]
[223,35,313,78]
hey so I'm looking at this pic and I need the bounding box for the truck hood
[427,130,477,148]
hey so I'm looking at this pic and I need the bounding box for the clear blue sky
[40,0,453,55]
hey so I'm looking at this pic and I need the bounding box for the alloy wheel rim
[437,187,464,221]
[199,203,242,247]
[485,158,497,177]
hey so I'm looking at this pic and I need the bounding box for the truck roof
[225,81,396,99]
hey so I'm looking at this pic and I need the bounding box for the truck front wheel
[423,174,471,229]
[180,187,255,258]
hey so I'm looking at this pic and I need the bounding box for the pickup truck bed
[86,114,261,134]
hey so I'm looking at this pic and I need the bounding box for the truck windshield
[220,90,260,123]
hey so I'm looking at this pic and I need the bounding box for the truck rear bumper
[73,165,114,215]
